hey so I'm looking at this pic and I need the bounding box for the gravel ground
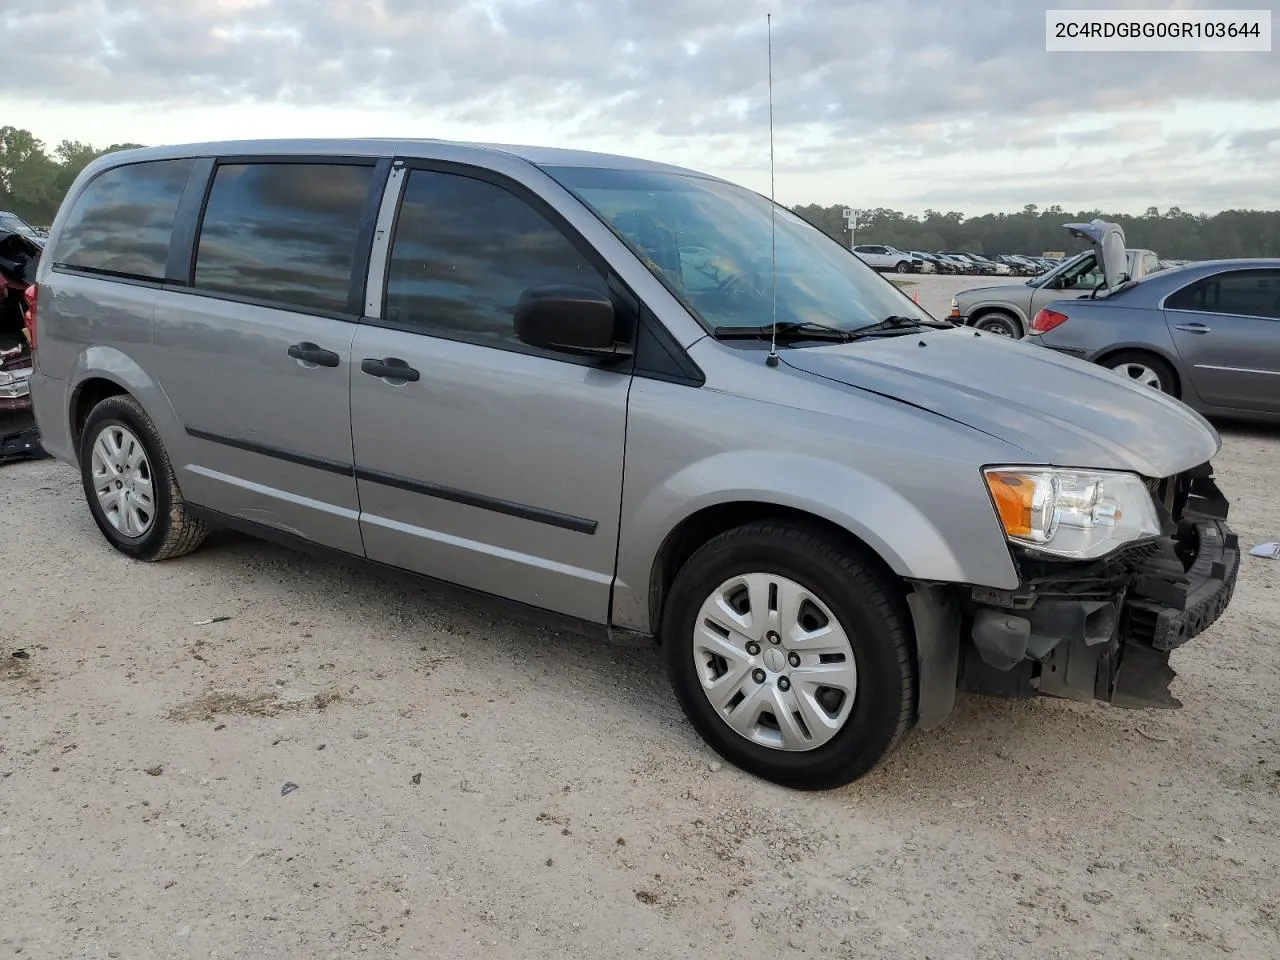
[891,271,1005,319]
[3,352,1279,959]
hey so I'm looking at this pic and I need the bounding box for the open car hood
[1062,219,1127,289]
[783,328,1220,479]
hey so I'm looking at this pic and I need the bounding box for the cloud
[2,0,1277,212]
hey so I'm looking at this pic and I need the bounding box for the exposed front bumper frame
[909,463,1239,723]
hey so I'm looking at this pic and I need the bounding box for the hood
[953,279,1036,307]
[782,328,1219,478]
[1063,219,1127,289]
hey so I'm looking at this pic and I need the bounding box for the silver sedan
[1027,258,1280,422]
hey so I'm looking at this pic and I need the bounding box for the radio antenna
[765,12,780,368]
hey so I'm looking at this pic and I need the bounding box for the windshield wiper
[848,314,949,336]
[711,320,856,342]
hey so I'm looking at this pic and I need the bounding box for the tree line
[1,126,143,226]
[4,125,1279,260]
[791,203,1280,262]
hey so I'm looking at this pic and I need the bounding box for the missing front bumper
[959,515,1239,710]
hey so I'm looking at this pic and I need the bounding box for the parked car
[0,222,39,416]
[940,252,993,275]
[994,255,1040,277]
[0,211,45,247]
[1028,258,1280,421]
[29,138,1239,789]
[950,221,1161,338]
[970,254,1014,276]
[907,252,936,273]
[913,251,961,274]
[852,244,916,273]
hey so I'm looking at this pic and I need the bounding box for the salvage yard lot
[2,434,1279,958]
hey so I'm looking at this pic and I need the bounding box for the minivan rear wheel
[79,395,209,561]
[661,522,915,790]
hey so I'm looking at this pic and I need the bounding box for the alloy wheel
[1113,362,1163,390]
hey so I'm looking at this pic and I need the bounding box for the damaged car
[0,218,44,461]
[29,140,1240,789]
[950,220,1161,338]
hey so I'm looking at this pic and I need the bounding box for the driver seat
[610,211,681,286]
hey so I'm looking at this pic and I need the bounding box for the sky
[2,0,1278,216]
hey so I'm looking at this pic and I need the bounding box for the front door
[152,158,385,555]
[349,164,632,623]
[1164,268,1280,414]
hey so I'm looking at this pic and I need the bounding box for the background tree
[0,124,1277,257]
[1,127,144,225]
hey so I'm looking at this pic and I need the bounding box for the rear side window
[51,158,194,280]
[1166,269,1280,319]
[194,162,375,315]
[382,169,606,346]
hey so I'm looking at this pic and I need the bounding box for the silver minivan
[27,139,1239,789]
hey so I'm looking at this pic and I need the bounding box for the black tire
[1101,350,1179,397]
[894,261,911,274]
[973,311,1023,338]
[661,522,915,790]
[79,394,209,561]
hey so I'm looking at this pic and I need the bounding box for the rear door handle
[288,342,341,367]
[361,357,420,382]
[1174,322,1211,334]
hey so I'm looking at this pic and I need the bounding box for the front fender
[611,449,1019,634]
[964,299,1030,326]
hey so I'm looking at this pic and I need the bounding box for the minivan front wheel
[80,395,209,561]
[894,261,911,274]
[662,522,915,789]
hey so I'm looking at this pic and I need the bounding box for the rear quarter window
[50,158,194,280]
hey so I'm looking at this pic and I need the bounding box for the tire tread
[81,395,209,561]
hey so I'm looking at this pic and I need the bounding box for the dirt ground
[3,401,1279,959]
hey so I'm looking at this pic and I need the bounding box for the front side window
[383,169,607,345]
[1166,269,1280,319]
[194,162,374,314]
[51,158,194,280]
[541,165,931,334]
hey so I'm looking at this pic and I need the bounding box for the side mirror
[514,284,630,360]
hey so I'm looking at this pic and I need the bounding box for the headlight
[983,467,1162,560]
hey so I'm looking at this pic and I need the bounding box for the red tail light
[1031,307,1067,334]
[23,283,37,348]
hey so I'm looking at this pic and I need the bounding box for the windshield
[0,213,39,240]
[541,165,935,334]
[1030,250,1092,287]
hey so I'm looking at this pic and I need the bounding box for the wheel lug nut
[788,652,801,668]
[752,669,766,684]
[766,631,782,645]
[778,676,791,692]
[746,642,760,656]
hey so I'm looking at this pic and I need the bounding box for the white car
[852,244,915,274]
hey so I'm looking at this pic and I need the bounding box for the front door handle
[288,342,341,367]
[1174,322,1211,334]
[361,357,420,383]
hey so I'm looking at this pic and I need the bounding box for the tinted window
[383,170,606,344]
[1166,269,1280,319]
[194,162,374,314]
[51,159,193,279]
